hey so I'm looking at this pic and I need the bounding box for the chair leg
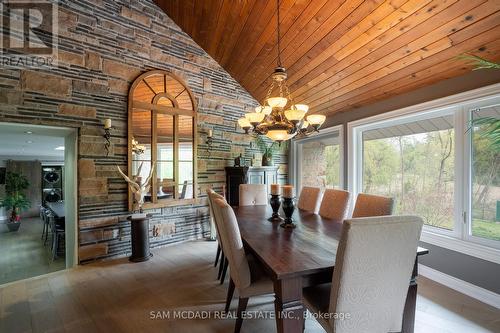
[234,297,249,333]
[214,243,221,267]
[225,278,235,312]
[217,252,225,280]
[220,258,228,285]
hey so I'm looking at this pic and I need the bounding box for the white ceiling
[0,123,66,160]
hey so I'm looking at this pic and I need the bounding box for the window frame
[290,125,344,192]
[347,83,500,264]
[128,70,198,210]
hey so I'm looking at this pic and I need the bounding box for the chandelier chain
[276,0,281,67]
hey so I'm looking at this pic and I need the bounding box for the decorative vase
[280,197,296,228]
[268,194,283,222]
[262,154,273,166]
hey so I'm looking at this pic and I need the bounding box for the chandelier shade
[284,109,306,123]
[245,112,265,125]
[266,97,288,108]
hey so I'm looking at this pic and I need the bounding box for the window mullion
[174,114,179,199]
[152,110,158,203]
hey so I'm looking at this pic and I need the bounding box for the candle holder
[280,197,296,228]
[268,194,283,222]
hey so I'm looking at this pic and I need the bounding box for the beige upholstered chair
[303,215,423,333]
[319,188,351,221]
[239,184,267,206]
[351,193,394,218]
[297,186,322,212]
[213,198,274,333]
[207,189,228,283]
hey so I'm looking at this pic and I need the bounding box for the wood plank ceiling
[156,0,500,116]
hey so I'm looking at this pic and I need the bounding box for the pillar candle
[270,184,280,195]
[282,185,294,198]
[208,129,213,137]
[104,118,112,129]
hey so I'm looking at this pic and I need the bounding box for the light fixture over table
[237,0,326,142]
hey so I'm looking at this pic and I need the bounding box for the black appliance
[42,166,63,205]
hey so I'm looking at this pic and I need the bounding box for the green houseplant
[254,136,287,166]
[458,54,500,151]
[0,172,31,231]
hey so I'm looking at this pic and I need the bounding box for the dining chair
[212,197,274,333]
[351,193,394,218]
[40,206,50,243]
[208,189,229,284]
[318,188,351,221]
[239,184,267,206]
[297,186,322,212]
[302,215,423,333]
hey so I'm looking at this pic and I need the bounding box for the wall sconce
[103,118,113,156]
[206,129,213,156]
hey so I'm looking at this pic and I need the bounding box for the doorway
[0,122,77,285]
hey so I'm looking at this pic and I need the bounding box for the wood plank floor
[0,217,65,285]
[0,241,498,333]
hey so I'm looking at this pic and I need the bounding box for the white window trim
[290,125,344,191]
[347,83,500,264]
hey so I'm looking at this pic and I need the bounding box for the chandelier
[237,0,326,142]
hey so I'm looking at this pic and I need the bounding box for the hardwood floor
[0,217,65,285]
[0,241,498,333]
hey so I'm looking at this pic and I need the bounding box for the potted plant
[255,136,287,166]
[0,172,31,232]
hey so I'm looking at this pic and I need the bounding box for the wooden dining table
[233,205,429,333]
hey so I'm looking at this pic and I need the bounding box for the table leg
[401,257,419,333]
[273,277,304,333]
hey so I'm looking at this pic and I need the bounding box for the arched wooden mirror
[128,70,197,210]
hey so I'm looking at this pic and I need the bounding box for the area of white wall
[64,130,78,268]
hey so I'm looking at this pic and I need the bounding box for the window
[129,70,197,209]
[469,106,500,242]
[292,126,343,191]
[361,114,455,231]
[348,87,500,260]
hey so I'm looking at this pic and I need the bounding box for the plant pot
[262,154,273,166]
[6,221,20,232]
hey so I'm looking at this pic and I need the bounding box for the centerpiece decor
[268,184,283,222]
[280,185,296,228]
[236,0,326,143]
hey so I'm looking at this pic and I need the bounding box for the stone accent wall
[0,0,288,263]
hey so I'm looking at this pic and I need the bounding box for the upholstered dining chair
[297,186,322,212]
[212,197,274,333]
[319,188,351,221]
[207,189,229,284]
[351,193,394,218]
[239,184,267,206]
[303,215,423,333]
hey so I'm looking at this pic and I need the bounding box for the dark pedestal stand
[280,197,296,229]
[128,214,153,262]
[268,194,284,222]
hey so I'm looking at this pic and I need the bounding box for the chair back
[351,193,394,218]
[329,215,423,333]
[297,186,321,212]
[319,189,351,221]
[207,189,225,236]
[180,181,193,199]
[213,198,251,290]
[239,184,267,206]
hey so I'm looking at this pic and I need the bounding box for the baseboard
[418,264,500,309]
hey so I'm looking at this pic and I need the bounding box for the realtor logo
[0,0,58,67]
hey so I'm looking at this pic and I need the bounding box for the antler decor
[117,161,155,212]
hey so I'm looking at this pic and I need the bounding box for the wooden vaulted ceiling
[156,0,500,116]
